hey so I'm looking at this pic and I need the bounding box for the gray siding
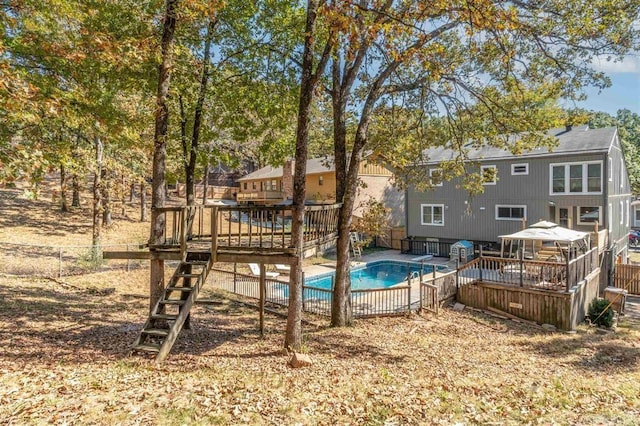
[607,133,632,253]
[407,152,623,244]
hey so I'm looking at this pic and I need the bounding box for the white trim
[626,200,630,228]
[420,204,445,226]
[429,168,443,187]
[609,203,613,234]
[609,157,613,182]
[634,206,640,227]
[495,204,527,221]
[511,163,529,175]
[620,158,624,189]
[577,206,602,225]
[549,160,603,195]
[481,165,497,185]
[621,200,624,225]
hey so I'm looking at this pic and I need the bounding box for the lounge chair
[275,264,291,274]
[248,263,280,278]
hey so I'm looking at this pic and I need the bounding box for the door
[557,207,572,228]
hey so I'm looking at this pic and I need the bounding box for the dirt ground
[1,186,640,425]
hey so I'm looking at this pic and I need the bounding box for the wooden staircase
[131,250,212,362]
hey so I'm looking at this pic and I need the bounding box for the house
[404,126,631,261]
[236,157,405,227]
[632,199,640,230]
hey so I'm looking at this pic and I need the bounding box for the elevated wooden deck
[105,203,341,264]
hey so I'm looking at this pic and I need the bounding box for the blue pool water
[305,260,443,290]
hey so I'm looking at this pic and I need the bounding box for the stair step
[185,260,209,265]
[151,313,178,320]
[176,273,201,278]
[133,343,161,353]
[166,286,194,292]
[160,299,186,306]
[142,328,169,337]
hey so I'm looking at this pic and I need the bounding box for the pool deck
[301,250,454,280]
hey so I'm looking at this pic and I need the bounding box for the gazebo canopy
[499,221,589,243]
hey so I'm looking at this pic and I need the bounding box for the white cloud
[590,54,640,73]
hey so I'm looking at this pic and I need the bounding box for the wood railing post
[479,257,484,282]
[233,263,237,293]
[455,259,459,290]
[565,255,571,291]
[519,249,524,287]
[211,206,218,262]
[180,208,187,260]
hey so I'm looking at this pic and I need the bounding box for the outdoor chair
[248,263,280,278]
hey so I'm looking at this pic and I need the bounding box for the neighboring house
[632,199,640,230]
[405,126,631,260]
[236,157,405,227]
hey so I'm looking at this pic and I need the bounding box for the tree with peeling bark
[319,0,640,326]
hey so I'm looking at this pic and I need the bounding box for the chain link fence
[0,242,149,278]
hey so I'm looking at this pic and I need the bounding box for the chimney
[282,160,293,199]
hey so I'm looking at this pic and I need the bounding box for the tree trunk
[150,0,178,312]
[101,168,113,227]
[140,182,147,222]
[59,163,69,212]
[72,174,81,207]
[202,163,210,205]
[185,19,216,207]
[92,136,103,260]
[129,182,135,203]
[285,0,323,351]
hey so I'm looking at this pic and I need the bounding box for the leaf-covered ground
[2,186,640,424]
[1,270,639,425]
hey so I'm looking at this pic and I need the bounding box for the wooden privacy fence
[613,263,640,295]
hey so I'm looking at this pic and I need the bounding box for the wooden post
[233,263,237,293]
[519,247,524,287]
[407,282,411,313]
[259,263,265,337]
[455,259,460,290]
[211,206,218,263]
[565,255,571,291]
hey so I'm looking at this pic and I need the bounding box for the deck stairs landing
[131,250,212,362]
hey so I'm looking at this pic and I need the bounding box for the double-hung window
[550,161,602,195]
[495,205,527,221]
[421,204,444,226]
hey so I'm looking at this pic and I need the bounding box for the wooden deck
[105,203,341,264]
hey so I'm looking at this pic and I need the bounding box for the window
[243,182,247,190]
[421,204,444,226]
[495,205,527,221]
[319,176,324,186]
[429,168,443,186]
[511,163,529,175]
[272,179,277,190]
[578,206,601,225]
[635,208,640,225]
[252,182,257,190]
[264,180,271,191]
[550,161,602,194]
[481,165,497,185]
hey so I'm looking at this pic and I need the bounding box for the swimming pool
[304,260,445,290]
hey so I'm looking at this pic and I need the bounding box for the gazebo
[498,221,591,261]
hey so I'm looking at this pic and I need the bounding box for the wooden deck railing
[151,203,341,256]
[457,247,599,292]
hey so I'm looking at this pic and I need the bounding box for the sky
[567,54,640,116]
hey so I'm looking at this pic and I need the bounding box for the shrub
[588,298,614,328]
